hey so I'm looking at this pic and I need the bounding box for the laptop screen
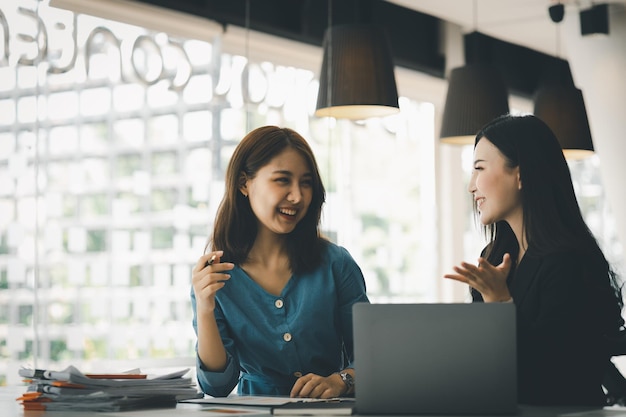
[353,303,517,415]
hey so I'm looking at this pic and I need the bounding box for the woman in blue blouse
[191,126,369,398]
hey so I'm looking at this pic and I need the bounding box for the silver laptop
[353,303,517,415]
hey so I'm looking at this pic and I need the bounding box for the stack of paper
[17,365,201,412]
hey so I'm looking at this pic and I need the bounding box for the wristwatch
[339,371,355,394]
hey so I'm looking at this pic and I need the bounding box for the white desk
[0,386,611,417]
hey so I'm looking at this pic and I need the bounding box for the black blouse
[474,248,622,406]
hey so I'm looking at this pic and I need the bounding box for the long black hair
[473,114,622,312]
[208,126,327,274]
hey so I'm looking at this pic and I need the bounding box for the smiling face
[241,148,313,236]
[470,138,523,227]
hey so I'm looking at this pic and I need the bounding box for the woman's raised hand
[444,253,512,302]
[192,251,234,313]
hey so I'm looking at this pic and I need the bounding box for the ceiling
[389,0,626,58]
[127,0,625,98]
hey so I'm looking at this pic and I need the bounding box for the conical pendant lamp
[315,24,399,120]
[533,60,594,160]
[440,61,510,145]
[440,0,510,145]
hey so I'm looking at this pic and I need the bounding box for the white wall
[564,5,626,269]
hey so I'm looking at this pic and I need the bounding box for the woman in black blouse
[445,114,624,406]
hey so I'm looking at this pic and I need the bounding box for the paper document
[182,395,333,407]
[271,399,355,415]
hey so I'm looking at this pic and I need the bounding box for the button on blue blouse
[191,242,369,397]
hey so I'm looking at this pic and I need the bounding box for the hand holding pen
[206,254,217,267]
[192,250,234,313]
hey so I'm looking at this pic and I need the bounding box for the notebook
[353,303,517,415]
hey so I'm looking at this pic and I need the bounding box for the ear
[516,168,522,190]
[238,172,248,197]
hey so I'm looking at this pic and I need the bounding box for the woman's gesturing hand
[192,251,234,313]
[444,254,512,302]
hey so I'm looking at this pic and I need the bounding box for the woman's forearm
[197,310,228,371]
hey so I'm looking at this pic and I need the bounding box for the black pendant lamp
[440,61,510,145]
[315,24,399,120]
[533,60,594,160]
[440,32,510,145]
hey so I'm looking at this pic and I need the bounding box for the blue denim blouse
[191,242,369,397]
